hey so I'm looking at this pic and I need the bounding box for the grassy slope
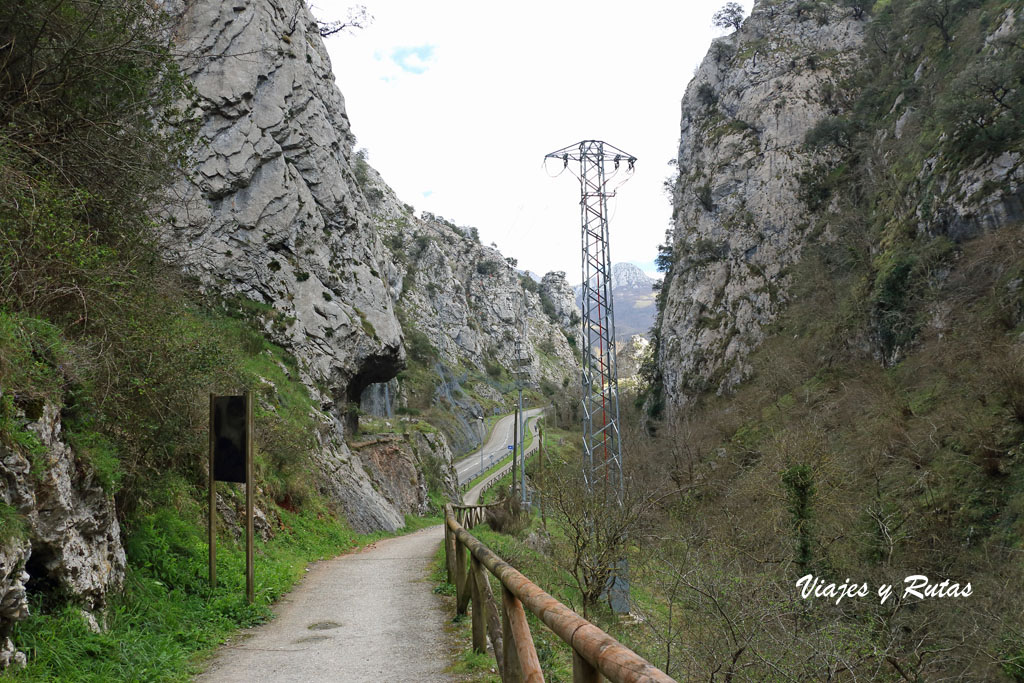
[0,5,448,677]
[632,0,1024,679]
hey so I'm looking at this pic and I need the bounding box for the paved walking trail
[196,526,453,682]
[197,408,546,681]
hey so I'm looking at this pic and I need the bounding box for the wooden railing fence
[444,503,674,683]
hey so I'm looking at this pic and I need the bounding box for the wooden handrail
[453,502,500,530]
[444,503,675,683]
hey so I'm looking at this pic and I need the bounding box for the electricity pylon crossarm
[544,140,635,502]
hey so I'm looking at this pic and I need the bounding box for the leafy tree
[696,82,718,109]
[913,0,956,43]
[804,116,862,152]
[655,241,674,273]
[712,2,745,32]
[476,260,499,276]
[542,467,659,618]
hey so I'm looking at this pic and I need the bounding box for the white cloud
[320,0,753,280]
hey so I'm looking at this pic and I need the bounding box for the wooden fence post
[502,586,523,683]
[456,537,469,616]
[471,555,487,654]
[573,649,600,683]
[480,571,505,679]
[445,523,456,584]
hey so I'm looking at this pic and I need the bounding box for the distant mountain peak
[572,262,658,341]
[611,262,653,289]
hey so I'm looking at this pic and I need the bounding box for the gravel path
[195,526,453,682]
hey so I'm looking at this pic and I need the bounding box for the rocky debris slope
[657,0,866,407]
[1,403,126,667]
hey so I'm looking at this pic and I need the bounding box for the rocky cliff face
[159,0,445,532]
[360,164,581,452]
[656,0,1023,413]
[369,176,579,391]
[161,0,576,528]
[164,0,403,407]
[1,403,126,667]
[540,272,578,330]
[657,0,866,408]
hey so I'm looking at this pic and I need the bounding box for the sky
[318,0,753,280]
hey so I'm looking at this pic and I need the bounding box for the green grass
[476,417,544,503]
[4,500,442,682]
[463,415,541,492]
[0,501,27,545]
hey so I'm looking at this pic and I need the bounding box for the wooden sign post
[208,391,255,603]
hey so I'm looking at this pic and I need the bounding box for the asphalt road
[195,526,453,682]
[462,411,543,506]
[454,407,544,486]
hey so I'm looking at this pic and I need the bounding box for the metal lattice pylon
[545,140,635,499]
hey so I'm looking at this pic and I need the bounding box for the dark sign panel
[212,395,247,483]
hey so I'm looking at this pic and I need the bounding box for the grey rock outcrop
[0,401,126,667]
[617,334,652,381]
[164,0,403,405]
[540,271,579,329]
[347,161,581,452]
[657,0,866,408]
[161,0,575,529]
[656,1,1024,412]
[0,539,29,669]
[363,163,580,393]
[161,0,427,531]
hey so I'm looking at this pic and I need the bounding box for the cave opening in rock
[23,547,62,613]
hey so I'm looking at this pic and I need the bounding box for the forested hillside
[634,0,1024,678]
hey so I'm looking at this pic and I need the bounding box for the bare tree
[313,4,372,38]
[541,468,660,618]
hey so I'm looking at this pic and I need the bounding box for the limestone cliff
[359,163,581,453]
[159,0,430,533]
[161,0,577,527]
[540,271,579,330]
[1,403,126,667]
[657,0,866,407]
[656,0,1023,413]
[164,0,403,404]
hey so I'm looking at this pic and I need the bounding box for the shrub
[476,260,499,276]
[696,82,718,109]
